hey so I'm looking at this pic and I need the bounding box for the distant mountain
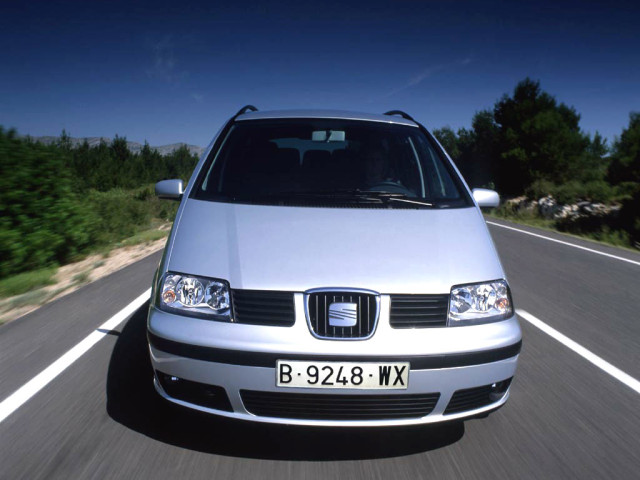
[23,135,205,158]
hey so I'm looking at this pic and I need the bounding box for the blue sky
[1,0,638,147]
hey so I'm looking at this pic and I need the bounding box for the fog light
[159,373,181,384]
[489,378,512,402]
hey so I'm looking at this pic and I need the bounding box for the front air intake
[389,294,449,328]
[241,390,440,420]
[231,289,295,326]
[444,378,513,414]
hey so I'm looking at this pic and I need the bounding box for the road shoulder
[485,215,640,264]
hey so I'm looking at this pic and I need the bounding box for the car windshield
[193,119,471,208]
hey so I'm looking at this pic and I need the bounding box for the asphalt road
[1,218,639,479]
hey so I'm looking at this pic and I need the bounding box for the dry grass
[0,224,170,325]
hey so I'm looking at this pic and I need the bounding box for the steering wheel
[367,180,414,195]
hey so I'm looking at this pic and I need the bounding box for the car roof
[235,109,419,127]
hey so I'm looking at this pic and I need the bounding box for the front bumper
[147,302,522,426]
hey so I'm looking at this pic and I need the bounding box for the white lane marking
[517,309,640,395]
[0,289,151,424]
[487,221,640,267]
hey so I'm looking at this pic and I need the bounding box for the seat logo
[328,302,358,327]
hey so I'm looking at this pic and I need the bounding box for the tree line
[1,79,638,281]
[0,130,199,279]
[432,78,640,245]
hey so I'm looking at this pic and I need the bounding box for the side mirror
[472,188,500,208]
[155,179,184,201]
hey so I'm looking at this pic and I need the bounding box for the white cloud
[380,57,472,99]
[146,36,188,84]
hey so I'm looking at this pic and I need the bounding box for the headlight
[448,279,513,326]
[157,272,231,320]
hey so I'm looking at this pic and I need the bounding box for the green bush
[555,218,631,248]
[0,127,191,279]
[0,267,57,298]
[86,189,153,245]
[618,188,640,245]
[133,184,179,222]
[608,113,640,245]
[0,129,94,277]
[525,179,618,204]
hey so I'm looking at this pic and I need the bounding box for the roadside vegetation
[486,210,633,249]
[0,129,198,285]
[0,224,170,323]
[433,78,640,248]
[0,267,58,298]
[1,77,638,298]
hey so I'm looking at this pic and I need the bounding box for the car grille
[389,294,449,328]
[307,291,378,339]
[231,289,295,326]
[444,378,513,415]
[240,390,440,420]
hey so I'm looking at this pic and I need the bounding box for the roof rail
[383,110,417,123]
[234,105,258,117]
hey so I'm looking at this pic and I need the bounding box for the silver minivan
[148,107,522,426]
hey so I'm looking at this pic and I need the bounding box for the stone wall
[504,196,622,222]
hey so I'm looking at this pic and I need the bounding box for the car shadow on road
[106,304,465,461]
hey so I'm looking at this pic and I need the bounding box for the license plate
[276,360,410,389]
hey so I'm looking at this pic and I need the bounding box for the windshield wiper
[250,190,434,208]
[385,197,433,207]
[257,191,384,204]
[275,189,372,196]
[337,190,435,208]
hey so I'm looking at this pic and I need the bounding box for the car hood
[166,200,505,293]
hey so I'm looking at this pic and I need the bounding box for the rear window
[193,119,470,209]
